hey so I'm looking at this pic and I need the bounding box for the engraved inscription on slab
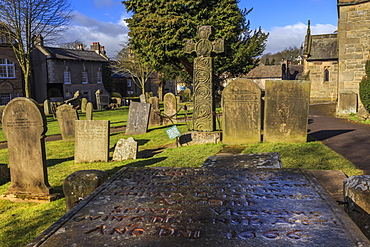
[74,120,110,163]
[28,168,370,246]
[264,80,311,143]
[222,79,261,144]
[125,102,151,135]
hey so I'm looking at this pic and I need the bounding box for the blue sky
[64,0,338,57]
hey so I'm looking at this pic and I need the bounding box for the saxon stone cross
[185,26,224,131]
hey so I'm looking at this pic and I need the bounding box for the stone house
[304,0,370,111]
[31,35,110,105]
[0,25,24,105]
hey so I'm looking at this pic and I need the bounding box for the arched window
[324,67,330,82]
[0,58,15,78]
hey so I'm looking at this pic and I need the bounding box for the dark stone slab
[203,153,282,169]
[28,168,369,246]
[125,102,151,135]
[222,79,262,144]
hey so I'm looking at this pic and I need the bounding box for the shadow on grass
[105,157,168,177]
[46,157,74,167]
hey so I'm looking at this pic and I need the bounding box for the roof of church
[338,0,370,6]
[36,46,109,62]
[244,64,303,80]
[306,34,338,61]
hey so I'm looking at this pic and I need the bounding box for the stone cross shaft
[185,26,224,132]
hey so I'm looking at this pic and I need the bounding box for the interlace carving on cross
[184,26,224,57]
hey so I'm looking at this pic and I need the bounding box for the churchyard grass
[0,107,364,247]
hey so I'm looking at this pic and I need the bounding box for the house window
[0,93,11,105]
[82,68,88,84]
[127,91,134,95]
[97,68,102,83]
[324,67,330,82]
[0,58,15,79]
[127,79,132,87]
[64,67,71,84]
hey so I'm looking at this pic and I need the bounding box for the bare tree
[114,43,155,95]
[60,40,87,50]
[0,0,73,97]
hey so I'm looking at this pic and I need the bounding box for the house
[0,25,24,105]
[31,35,110,105]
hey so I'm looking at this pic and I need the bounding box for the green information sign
[165,125,181,139]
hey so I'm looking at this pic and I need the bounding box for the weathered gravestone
[43,99,52,115]
[203,153,282,169]
[163,92,177,124]
[28,167,370,246]
[183,87,192,102]
[264,80,311,143]
[74,120,110,163]
[81,98,88,113]
[337,92,357,115]
[56,104,79,140]
[86,102,93,120]
[2,97,55,202]
[112,137,138,161]
[148,97,161,126]
[140,94,147,103]
[125,102,151,135]
[222,79,261,144]
[185,26,224,131]
[63,170,108,212]
[343,175,370,239]
[0,105,5,127]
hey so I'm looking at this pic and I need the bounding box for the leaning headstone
[222,79,261,144]
[81,98,88,113]
[28,168,370,246]
[343,175,370,239]
[74,120,110,163]
[112,137,138,161]
[139,94,147,103]
[56,104,79,140]
[337,92,357,115]
[125,102,151,135]
[264,80,311,143]
[164,92,177,124]
[1,97,55,202]
[148,96,161,126]
[185,26,224,131]
[203,153,282,169]
[43,99,52,115]
[85,102,93,120]
[183,87,192,102]
[63,170,108,212]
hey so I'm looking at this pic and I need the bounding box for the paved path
[309,103,370,175]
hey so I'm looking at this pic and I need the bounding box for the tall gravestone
[148,96,161,126]
[125,102,151,135]
[2,97,54,202]
[264,80,311,143]
[43,99,52,115]
[222,79,261,144]
[74,120,110,163]
[56,104,79,140]
[81,98,88,113]
[164,93,177,124]
[185,26,224,131]
[86,102,93,120]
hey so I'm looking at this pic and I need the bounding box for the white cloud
[263,22,337,54]
[59,12,129,58]
[93,0,114,8]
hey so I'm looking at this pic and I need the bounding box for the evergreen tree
[360,60,370,111]
[122,0,268,79]
[265,58,270,66]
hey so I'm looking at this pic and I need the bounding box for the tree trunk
[178,56,193,77]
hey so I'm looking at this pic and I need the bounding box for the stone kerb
[222,78,261,144]
[56,104,79,140]
[74,120,110,163]
[264,80,311,143]
[1,97,54,202]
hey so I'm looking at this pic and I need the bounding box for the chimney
[90,42,100,54]
[34,34,44,47]
[77,43,84,50]
[100,46,106,55]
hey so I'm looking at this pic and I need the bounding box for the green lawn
[0,107,363,247]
